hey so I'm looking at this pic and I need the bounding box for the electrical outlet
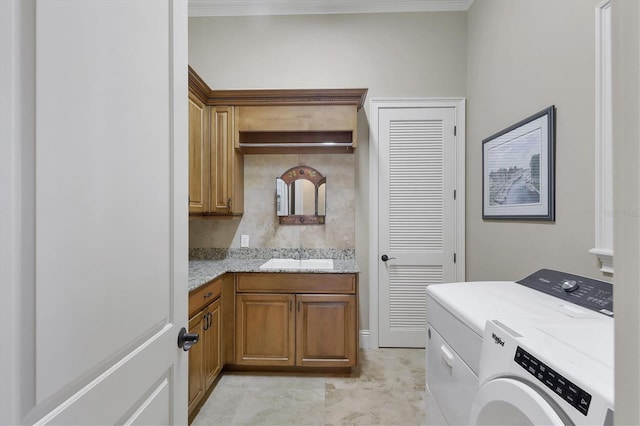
[240,234,249,248]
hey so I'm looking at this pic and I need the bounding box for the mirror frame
[278,166,326,225]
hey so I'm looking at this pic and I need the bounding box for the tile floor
[192,348,447,426]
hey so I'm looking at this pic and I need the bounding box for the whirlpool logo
[492,332,505,346]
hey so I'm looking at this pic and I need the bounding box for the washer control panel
[517,269,613,316]
[515,346,592,416]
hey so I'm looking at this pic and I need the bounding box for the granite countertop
[189,258,360,291]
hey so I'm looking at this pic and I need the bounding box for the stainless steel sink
[259,258,334,270]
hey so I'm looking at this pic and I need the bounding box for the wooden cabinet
[296,294,357,367]
[187,310,205,414]
[235,293,295,366]
[188,92,209,214]
[188,277,223,419]
[210,106,243,215]
[235,273,358,368]
[188,68,244,217]
[234,104,359,154]
[203,298,222,387]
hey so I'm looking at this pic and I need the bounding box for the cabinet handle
[227,198,231,209]
[207,312,212,329]
[204,311,212,331]
[297,301,301,312]
[289,300,293,311]
[203,292,213,299]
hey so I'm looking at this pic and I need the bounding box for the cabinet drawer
[189,277,222,317]
[236,273,355,294]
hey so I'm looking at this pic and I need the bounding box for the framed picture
[482,106,555,221]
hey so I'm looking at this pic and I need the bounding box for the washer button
[577,391,592,415]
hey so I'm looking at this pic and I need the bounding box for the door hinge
[454,253,457,263]
[454,189,457,200]
[454,125,457,136]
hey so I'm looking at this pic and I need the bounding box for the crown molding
[189,0,474,17]
[188,66,211,103]
[189,66,368,109]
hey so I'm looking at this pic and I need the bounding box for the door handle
[381,254,396,262]
[177,327,199,351]
[440,344,454,368]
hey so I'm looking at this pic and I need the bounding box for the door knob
[177,327,199,351]
[381,254,396,262]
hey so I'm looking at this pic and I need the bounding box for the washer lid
[426,281,600,337]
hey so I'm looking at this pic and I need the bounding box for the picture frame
[482,106,555,221]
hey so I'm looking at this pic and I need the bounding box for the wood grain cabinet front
[295,294,357,367]
[188,68,244,217]
[235,293,295,366]
[187,310,205,415]
[188,92,209,215]
[210,106,243,215]
[188,277,223,419]
[234,273,358,368]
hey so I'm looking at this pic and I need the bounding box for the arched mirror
[276,166,326,224]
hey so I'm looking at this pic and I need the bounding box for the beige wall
[189,12,467,330]
[466,0,607,281]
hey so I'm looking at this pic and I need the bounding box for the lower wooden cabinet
[296,294,356,367]
[203,298,222,387]
[235,293,295,366]
[187,310,205,414]
[235,273,358,368]
[188,277,223,419]
[187,271,358,420]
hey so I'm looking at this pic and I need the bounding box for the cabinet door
[203,298,222,388]
[211,106,244,215]
[296,294,357,367]
[235,293,295,366]
[188,310,205,416]
[188,92,209,214]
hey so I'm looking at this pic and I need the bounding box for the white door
[1,1,189,425]
[375,103,462,348]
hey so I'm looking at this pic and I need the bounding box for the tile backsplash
[189,154,355,249]
[188,247,356,260]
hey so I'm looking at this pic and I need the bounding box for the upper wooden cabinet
[188,67,244,217]
[189,66,367,155]
[210,106,243,214]
[234,104,359,154]
[188,65,366,213]
[188,92,209,214]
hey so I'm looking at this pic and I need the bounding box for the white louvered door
[378,106,457,347]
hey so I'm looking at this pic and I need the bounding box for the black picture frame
[482,106,555,221]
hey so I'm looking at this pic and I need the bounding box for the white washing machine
[425,269,613,425]
[471,319,613,425]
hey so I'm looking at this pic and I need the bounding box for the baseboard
[359,329,370,349]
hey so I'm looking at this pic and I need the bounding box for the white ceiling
[189,0,474,17]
